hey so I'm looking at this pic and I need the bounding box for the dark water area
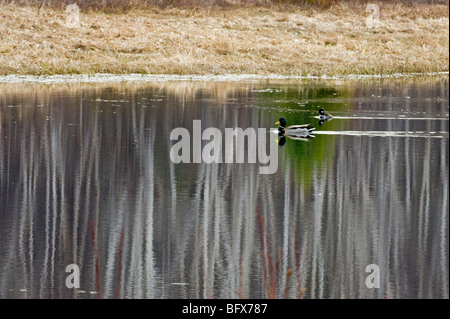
[0,77,448,299]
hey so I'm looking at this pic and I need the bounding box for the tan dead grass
[0,2,448,76]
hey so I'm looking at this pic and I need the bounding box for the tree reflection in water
[0,78,448,299]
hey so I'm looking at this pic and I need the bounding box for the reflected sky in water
[0,77,448,299]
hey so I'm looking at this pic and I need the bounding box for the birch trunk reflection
[0,78,448,299]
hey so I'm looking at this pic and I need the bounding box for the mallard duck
[318,108,333,126]
[276,117,315,137]
[318,108,333,120]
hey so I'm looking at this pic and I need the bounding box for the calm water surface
[0,77,448,299]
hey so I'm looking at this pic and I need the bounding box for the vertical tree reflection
[0,78,448,299]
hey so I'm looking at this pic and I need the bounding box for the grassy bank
[0,1,448,76]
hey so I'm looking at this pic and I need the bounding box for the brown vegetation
[0,1,448,76]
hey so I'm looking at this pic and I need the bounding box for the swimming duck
[318,108,333,125]
[276,117,315,137]
[318,108,333,120]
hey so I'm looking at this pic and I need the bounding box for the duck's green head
[275,117,287,128]
[319,108,325,115]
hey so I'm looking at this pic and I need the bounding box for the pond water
[0,76,448,299]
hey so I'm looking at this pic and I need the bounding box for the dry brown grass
[0,1,448,76]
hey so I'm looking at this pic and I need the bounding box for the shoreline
[0,71,448,84]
